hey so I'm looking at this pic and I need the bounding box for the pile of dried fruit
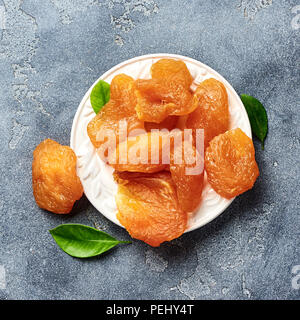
[32,58,260,249]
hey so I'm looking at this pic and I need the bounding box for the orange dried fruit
[110,130,204,212]
[32,139,83,214]
[145,115,178,132]
[87,74,144,156]
[114,171,187,247]
[205,128,259,199]
[170,136,204,213]
[110,73,136,105]
[108,130,204,212]
[151,58,193,88]
[108,131,168,173]
[135,84,171,123]
[176,115,189,130]
[186,78,229,149]
[135,59,195,123]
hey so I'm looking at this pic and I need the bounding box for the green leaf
[49,224,130,258]
[241,94,268,150]
[90,80,110,114]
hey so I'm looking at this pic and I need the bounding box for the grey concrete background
[0,0,299,300]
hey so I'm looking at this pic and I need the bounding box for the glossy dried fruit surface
[114,171,187,247]
[170,138,204,213]
[151,59,193,88]
[186,78,229,149]
[145,115,178,132]
[32,139,83,214]
[87,74,144,153]
[135,59,195,123]
[108,131,168,173]
[110,130,204,212]
[205,128,259,199]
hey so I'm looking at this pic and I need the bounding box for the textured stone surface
[0,0,299,300]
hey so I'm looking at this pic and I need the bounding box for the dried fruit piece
[170,137,204,213]
[176,115,189,130]
[115,171,187,247]
[109,130,204,212]
[205,128,259,199]
[87,74,144,156]
[110,73,136,105]
[151,58,193,88]
[186,78,229,149]
[32,139,83,214]
[135,59,195,123]
[135,85,172,123]
[145,115,178,132]
[110,130,204,212]
[108,131,168,173]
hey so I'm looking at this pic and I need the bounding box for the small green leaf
[241,94,268,149]
[90,80,110,114]
[49,224,131,258]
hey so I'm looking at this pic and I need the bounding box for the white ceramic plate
[70,54,252,233]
